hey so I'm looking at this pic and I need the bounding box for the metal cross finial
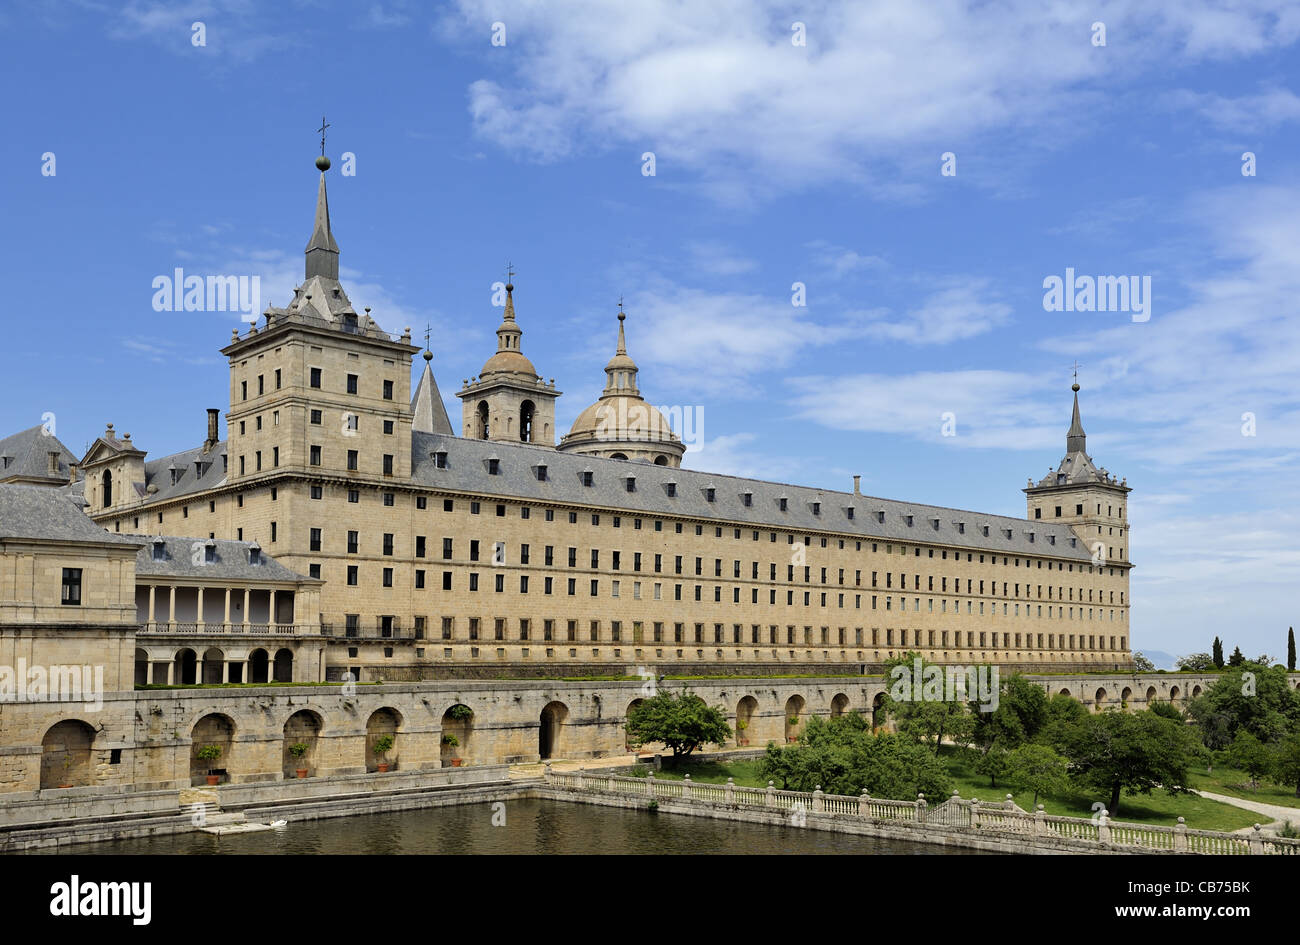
[316,115,331,156]
[424,323,432,350]
[618,295,624,311]
[506,262,515,284]
[1070,360,1081,383]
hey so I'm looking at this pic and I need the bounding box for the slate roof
[134,441,228,504]
[410,432,1095,561]
[0,426,77,484]
[411,358,454,435]
[0,484,141,545]
[134,535,313,583]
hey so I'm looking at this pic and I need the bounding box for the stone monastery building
[6,155,1135,686]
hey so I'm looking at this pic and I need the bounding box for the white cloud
[1167,85,1300,132]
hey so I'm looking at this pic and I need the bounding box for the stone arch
[440,703,474,766]
[1121,686,1132,705]
[520,400,535,443]
[539,701,568,760]
[174,647,197,685]
[41,719,96,789]
[784,694,806,741]
[366,707,402,772]
[871,692,886,730]
[1191,685,1203,699]
[736,695,758,745]
[654,455,668,466]
[102,469,112,508]
[1145,686,1158,705]
[475,401,489,439]
[201,647,224,684]
[610,452,628,461]
[624,698,644,750]
[831,692,850,717]
[283,709,323,778]
[1094,686,1108,711]
[1058,687,1072,697]
[248,648,269,684]
[1168,685,1181,706]
[134,648,149,686]
[273,648,293,682]
[190,713,235,785]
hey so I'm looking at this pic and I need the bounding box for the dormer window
[876,510,885,524]
[811,502,821,515]
[742,492,753,507]
[665,482,677,498]
[904,514,914,527]
[433,451,447,469]
[151,538,166,562]
[1048,535,1056,545]
[626,476,636,493]
[248,541,262,565]
[582,471,593,487]
[704,487,716,503]
[1057,473,1066,485]
[535,464,547,482]
[1003,528,1013,539]
[982,525,990,537]
[342,313,357,333]
[204,540,217,564]
[931,518,940,530]
[846,507,855,520]
[488,458,500,475]
[778,496,788,511]
[956,522,965,534]
[1027,531,1035,543]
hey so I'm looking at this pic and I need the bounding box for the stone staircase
[179,787,272,834]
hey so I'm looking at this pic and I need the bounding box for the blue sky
[3,1,1299,665]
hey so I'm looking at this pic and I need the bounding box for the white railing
[544,768,1300,855]
[139,622,305,636]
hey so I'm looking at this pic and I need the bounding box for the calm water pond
[40,798,978,855]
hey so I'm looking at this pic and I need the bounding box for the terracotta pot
[206,774,219,786]
[377,763,389,772]
[449,758,462,767]
[786,736,797,743]
[295,768,308,779]
[57,783,73,789]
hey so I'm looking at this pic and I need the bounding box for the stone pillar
[147,585,156,625]
[197,586,205,627]
[724,777,735,805]
[270,589,278,626]
[682,774,692,800]
[146,659,155,684]
[766,780,776,807]
[1174,816,1187,852]
[221,660,230,683]
[223,588,231,628]
[1034,804,1047,835]
[1249,824,1263,855]
[812,785,824,813]
[858,789,869,817]
[1097,810,1111,844]
[916,793,927,823]
[970,798,980,829]
[165,661,174,685]
[242,588,250,628]
[167,586,176,625]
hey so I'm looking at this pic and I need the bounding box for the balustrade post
[766,780,775,807]
[646,769,655,798]
[725,777,735,805]
[682,773,693,800]
[859,789,870,817]
[1035,804,1047,835]
[1005,793,1014,809]
[1173,816,1187,852]
[916,793,927,823]
[812,785,824,813]
[575,766,584,790]
[1249,824,1263,855]
[543,761,552,783]
[970,798,980,829]
[1098,809,1111,844]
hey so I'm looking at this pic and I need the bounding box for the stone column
[146,659,155,684]
[223,588,231,629]
[221,660,230,683]
[242,588,250,628]
[147,585,156,626]
[196,586,205,628]
[167,586,176,625]
[270,589,278,627]
[165,661,174,685]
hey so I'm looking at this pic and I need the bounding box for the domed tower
[1024,379,1131,566]
[457,277,560,445]
[558,304,685,467]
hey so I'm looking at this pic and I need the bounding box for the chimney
[852,475,861,496]
[204,408,220,452]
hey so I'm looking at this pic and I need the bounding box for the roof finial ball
[1072,381,1080,392]
[315,114,332,171]
[315,154,331,172]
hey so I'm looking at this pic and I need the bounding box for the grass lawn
[641,749,1261,832]
[1186,766,1300,810]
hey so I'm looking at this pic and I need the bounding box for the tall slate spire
[304,154,339,280]
[1066,381,1086,454]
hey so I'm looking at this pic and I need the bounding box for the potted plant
[288,742,309,778]
[442,733,462,767]
[372,734,394,773]
[787,716,800,742]
[736,718,749,747]
[196,744,223,785]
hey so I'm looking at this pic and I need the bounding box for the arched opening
[41,720,95,789]
[1191,685,1202,699]
[736,695,758,746]
[190,713,234,785]
[366,708,402,772]
[476,401,490,439]
[609,452,628,461]
[174,648,197,685]
[784,695,806,742]
[134,648,149,686]
[831,693,850,717]
[1094,687,1108,712]
[871,692,886,730]
[654,455,668,466]
[248,648,269,684]
[624,698,645,751]
[1145,686,1158,705]
[1168,686,1181,707]
[1058,688,1072,698]
[520,400,535,443]
[102,469,112,508]
[440,703,473,766]
[1120,686,1132,706]
[283,709,322,778]
[201,647,224,685]
[539,701,568,760]
[273,648,293,683]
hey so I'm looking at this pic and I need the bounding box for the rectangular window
[60,568,82,605]
[310,445,321,466]
[383,379,394,400]
[347,373,359,394]
[310,367,321,388]
[347,450,359,471]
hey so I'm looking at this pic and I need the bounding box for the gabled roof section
[412,356,453,435]
[79,423,146,467]
[137,441,229,504]
[0,484,141,545]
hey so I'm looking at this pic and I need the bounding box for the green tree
[1186,663,1300,746]
[1176,652,1214,671]
[624,690,731,761]
[879,653,973,753]
[1228,731,1272,789]
[1005,743,1069,808]
[1271,733,1300,798]
[1132,652,1155,672]
[1065,709,1202,817]
[967,674,1048,786]
[1038,692,1089,754]
[1212,637,1224,669]
[1288,628,1296,672]
[1228,646,1245,667]
[1148,699,1183,722]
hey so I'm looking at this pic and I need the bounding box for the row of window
[239,369,394,401]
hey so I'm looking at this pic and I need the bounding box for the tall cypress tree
[1228,645,1245,667]
[1212,636,1224,669]
[1288,627,1296,672]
